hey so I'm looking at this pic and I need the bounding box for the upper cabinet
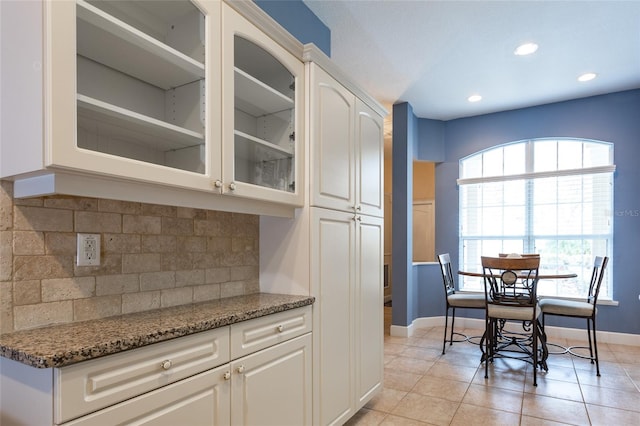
[0,0,304,214]
[308,62,384,217]
[221,5,304,206]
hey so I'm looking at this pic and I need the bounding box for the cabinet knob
[237,365,245,374]
[228,181,237,191]
[224,371,231,380]
[161,360,172,370]
[277,324,284,333]
[213,180,223,188]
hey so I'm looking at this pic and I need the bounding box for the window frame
[457,138,615,300]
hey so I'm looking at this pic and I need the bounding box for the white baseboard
[390,316,640,347]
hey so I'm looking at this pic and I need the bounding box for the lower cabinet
[311,208,384,425]
[62,334,312,426]
[0,306,311,426]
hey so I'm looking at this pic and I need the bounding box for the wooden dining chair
[481,255,545,386]
[437,253,485,354]
[539,256,609,376]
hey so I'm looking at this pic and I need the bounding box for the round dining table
[458,270,577,279]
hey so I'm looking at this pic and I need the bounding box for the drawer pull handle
[224,371,231,380]
[161,360,172,370]
[237,365,245,374]
[277,325,284,333]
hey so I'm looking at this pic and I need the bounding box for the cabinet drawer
[61,364,231,426]
[54,327,230,424]
[230,306,312,359]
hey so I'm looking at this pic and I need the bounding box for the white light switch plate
[77,233,100,266]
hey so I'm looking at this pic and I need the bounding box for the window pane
[503,143,526,175]
[558,140,583,170]
[461,154,482,179]
[534,140,557,172]
[584,142,612,167]
[482,148,503,177]
[534,205,557,234]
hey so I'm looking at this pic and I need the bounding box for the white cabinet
[222,5,304,206]
[0,0,304,214]
[230,334,312,426]
[0,306,312,426]
[260,48,386,425]
[307,53,385,425]
[309,64,384,217]
[310,208,383,425]
[228,305,312,426]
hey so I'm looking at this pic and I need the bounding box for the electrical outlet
[77,233,100,266]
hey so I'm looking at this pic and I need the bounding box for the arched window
[458,138,615,299]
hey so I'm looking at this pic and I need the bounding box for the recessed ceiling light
[514,42,538,56]
[578,72,597,82]
[468,94,482,103]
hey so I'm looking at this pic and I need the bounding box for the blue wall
[255,0,331,56]
[395,90,640,335]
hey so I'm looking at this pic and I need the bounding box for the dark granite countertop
[0,293,314,369]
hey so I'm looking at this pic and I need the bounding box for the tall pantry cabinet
[261,45,386,426]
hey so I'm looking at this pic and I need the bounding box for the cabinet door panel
[231,334,312,426]
[46,0,221,192]
[357,216,384,406]
[356,99,384,217]
[310,65,356,211]
[311,208,356,425]
[222,5,304,206]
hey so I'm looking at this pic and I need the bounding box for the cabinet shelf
[234,67,294,117]
[76,0,204,90]
[78,94,204,152]
[234,130,292,162]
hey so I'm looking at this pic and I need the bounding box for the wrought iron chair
[539,256,609,376]
[481,255,546,386]
[437,253,485,354]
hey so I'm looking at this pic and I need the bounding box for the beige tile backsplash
[0,180,259,333]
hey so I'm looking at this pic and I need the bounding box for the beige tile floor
[346,307,640,426]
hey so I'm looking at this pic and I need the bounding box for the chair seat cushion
[488,304,540,321]
[539,299,594,317]
[448,293,486,308]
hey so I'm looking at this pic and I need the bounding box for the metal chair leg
[591,317,600,376]
[442,307,449,354]
[450,307,456,347]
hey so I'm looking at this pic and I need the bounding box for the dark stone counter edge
[0,295,315,369]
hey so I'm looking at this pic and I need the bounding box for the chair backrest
[437,253,456,296]
[587,256,609,305]
[481,256,540,307]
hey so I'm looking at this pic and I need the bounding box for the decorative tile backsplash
[0,180,259,333]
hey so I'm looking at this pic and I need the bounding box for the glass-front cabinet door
[49,0,221,192]
[222,4,304,206]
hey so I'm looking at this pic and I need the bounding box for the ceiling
[302,0,640,121]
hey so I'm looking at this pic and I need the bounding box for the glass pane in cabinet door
[233,36,295,192]
[75,0,207,173]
